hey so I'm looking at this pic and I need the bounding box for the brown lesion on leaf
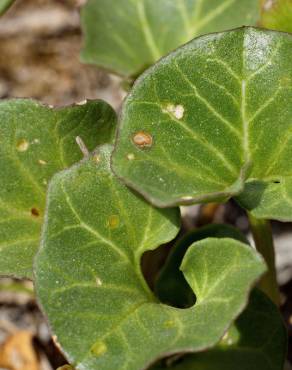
[30,207,40,217]
[132,131,153,149]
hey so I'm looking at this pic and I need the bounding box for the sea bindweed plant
[33,145,270,370]
[0,1,291,368]
[112,26,292,305]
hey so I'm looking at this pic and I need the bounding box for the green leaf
[155,224,248,308]
[154,225,286,370]
[0,99,116,278]
[236,179,292,221]
[152,290,287,370]
[112,27,292,221]
[34,145,265,370]
[80,0,260,78]
[0,0,15,15]
[261,0,292,33]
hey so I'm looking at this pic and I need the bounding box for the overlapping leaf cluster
[0,1,291,370]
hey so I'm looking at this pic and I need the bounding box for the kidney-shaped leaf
[155,224,248,308]
[112,27,292,221]
[261,0,292,33]
[35,145,265,370]
[152,290,287,370]
[80,0,260,78]
[0,99,116,278]
[154,224,286,370]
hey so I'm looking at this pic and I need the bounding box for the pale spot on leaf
[38,159,47,165]
[96,277,102,287]
[227,338,233,345]
[93,154,101,163]
[91,341,107,357]
[163,320,175,328]
[222,331,233,345]
[164,104,185,119]
[16,139,29,152]
[127,153,135,160]
[107,215,119,229]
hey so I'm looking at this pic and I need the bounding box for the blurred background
[0,0,125,109]
[0,1,291,369]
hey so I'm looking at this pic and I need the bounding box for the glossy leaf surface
[154,224,286,370]
[152,290,287,370]
[0,0,14,15]
[0,99,116,278]
[261,0,292,33]
[35,145,265,370]
[112,27,292,221]
[155,224,248,308]
[80,0,260,77]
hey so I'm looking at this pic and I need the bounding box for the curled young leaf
[34,145,265,370]
[154,224,286,369]
[0,99,116,278]
[112,27,292,221]
[152,290,287,370]
[155,224,248,308]
[80,0,260,78]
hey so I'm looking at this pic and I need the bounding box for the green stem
[248,213,280,306]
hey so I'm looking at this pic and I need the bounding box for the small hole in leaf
[273,180,281,184]
[31,208,40,217]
